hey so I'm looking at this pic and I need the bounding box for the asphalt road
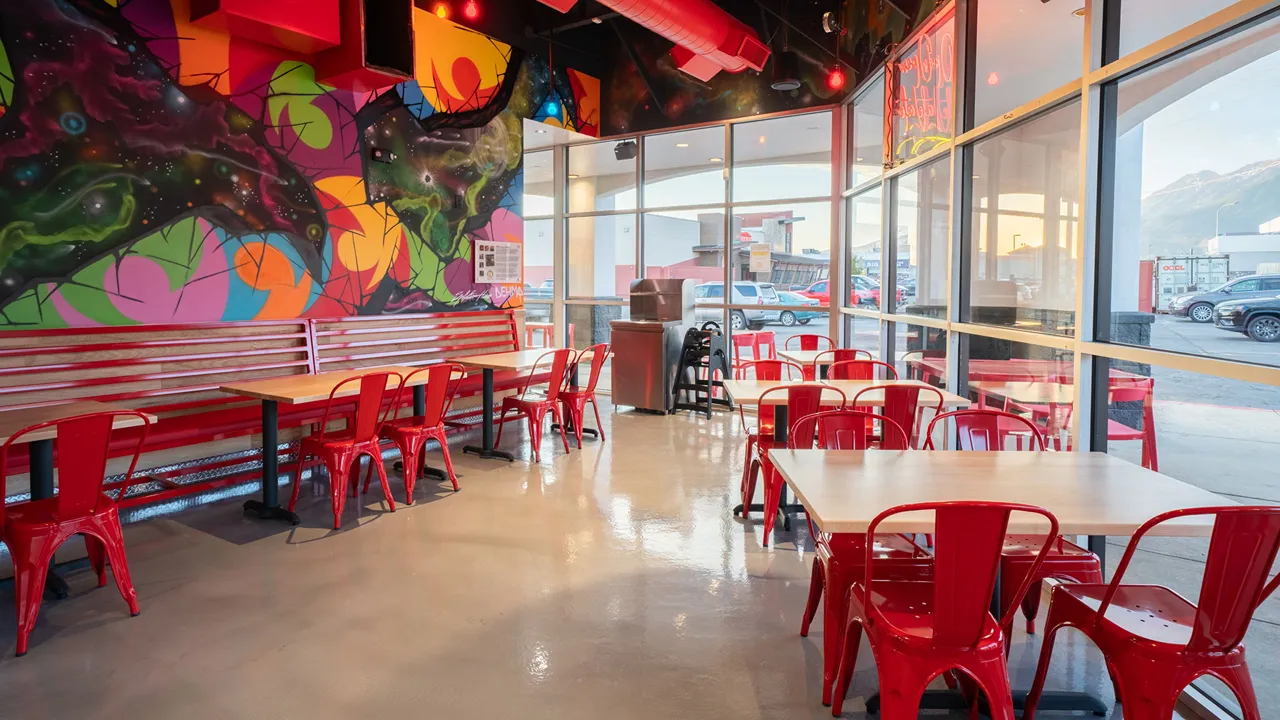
[1146,315,1280,408]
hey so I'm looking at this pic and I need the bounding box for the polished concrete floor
[0,400,1144,719]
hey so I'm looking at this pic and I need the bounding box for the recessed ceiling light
[591,16,604,24]
[758,135,767,143]
[569,173,581,179]
[675,143,689,148]
[807,126,821,131]
[856,157,864,162]
[1072,7,1086,17]
[708,157,723,163]
[535,129,547,134]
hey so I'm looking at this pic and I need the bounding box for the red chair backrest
[757,384,843,443]
[755,331,777,360]
[735,360,803,381]
[396,363,465,427]
[320,371,403,443]
[577,343,610,392]
[790,409,908,451]
[1104,506,1280,653]
[0,411,152,526]
[853,384,945,447]
[1108,376,1152,404]
[865,501,1059,648]
[786,333,834,351]
[829,359,898,381]
[924,409,1045,451]
[519,348,574,403]
[813,348,871,368]
[732,332,759,363]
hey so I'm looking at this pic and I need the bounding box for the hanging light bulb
[463,0,479,20]
[827,68,846,90]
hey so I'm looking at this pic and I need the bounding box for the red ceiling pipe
[190,0,341,54]
[536,0,770,82]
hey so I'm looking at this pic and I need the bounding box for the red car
[799,276,899,306]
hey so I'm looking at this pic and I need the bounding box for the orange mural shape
[233,241,314,319]
[412,8,510,114]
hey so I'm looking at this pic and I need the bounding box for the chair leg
[438,434,460,491]
[328,459,350,529]
[760,462,780,546]
[288,446,308,512]
[95,520,139,617]
[591,398,605,442]
[822,566,852,706]
[830,614,863,715]
[11,536,57,656]
[400,440,420,504]
[84,534,107,587]
[866,652,928,720]
[1022,601,1071,720]
[800,557,824,637]
[527,409,543,463]
[1219,660,1262,720]
[551,406,571,453]
[740,435,757,509]
[369,452,396,513]
[742,456,760,520]
[494,407,510,449]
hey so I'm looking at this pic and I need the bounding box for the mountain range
[1140,157,1280,258]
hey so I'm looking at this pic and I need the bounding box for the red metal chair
[754,331,777,359]
[785,333,835,351]
[810,348,870,380]
[831,501,1061,718]
[853,383,945,449]
[289,370,403,529]
[828,359,898,381]
[924,409,1104,638]
[1106,376,1158,471]
[734,360,804,508]
[377,363,464,501]
[731,331,759,369]
[1024,506,1280,720]
[743,384,845,545]
[789,410,932,706]
[560,343,610,448]
[495,348,574,463]
[0,410,152,656]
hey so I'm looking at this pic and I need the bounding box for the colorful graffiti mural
[0,0,598,328]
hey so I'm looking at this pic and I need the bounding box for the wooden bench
[0,310,537,507]
[309,310,550,428]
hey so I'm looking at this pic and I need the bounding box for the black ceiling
[462,0,846,82]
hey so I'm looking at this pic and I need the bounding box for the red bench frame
[1,310,534,508]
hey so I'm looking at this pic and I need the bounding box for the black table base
[464,368,515,462]
[27,440,71,599]
[242,399,300,526]
[861,689,1107,717]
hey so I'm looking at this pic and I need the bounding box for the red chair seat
[1002,534,1094,558]
[1050,583,1198,647]
[851,580,1004,646]
[6,495,114,526]
[1106,418,1143,440]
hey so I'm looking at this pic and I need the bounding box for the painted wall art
[0,0,598,328]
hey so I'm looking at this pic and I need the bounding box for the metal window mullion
[723,121,733,334]
[636,132,645,280]
[552,145,567,347]
[948,0,978,397]
[833,107,849,346]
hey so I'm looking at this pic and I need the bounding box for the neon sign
[888,10,955,163]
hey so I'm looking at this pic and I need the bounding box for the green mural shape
[0,38,12,110]
[57,217,208,325]
[267,62,334,150]
[0,286,67,329]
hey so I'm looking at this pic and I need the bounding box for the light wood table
[0,400,156,597]
[456,349,599,461]
[776,349,875,379]
[969,380,1075,406]
[220,366,427,525]
[723,379,970,533]
[769,448,1229,717]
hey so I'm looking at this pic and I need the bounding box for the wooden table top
[220,366,426,405]
[777,349,834,366]
[457,349,598,371]
[970,381,1075,405]
[769,449,1228,536]
[723,379,970,409]
[0,401,157,444]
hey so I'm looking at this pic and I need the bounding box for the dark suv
[1168,274,1280,323]
[1213,295,1280,342]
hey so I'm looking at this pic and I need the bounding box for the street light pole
[1216,201,1239,238]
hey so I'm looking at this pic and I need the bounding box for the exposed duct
[535,0,771,82]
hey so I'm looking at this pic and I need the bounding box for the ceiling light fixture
[568,173,580,179]
[675,142,689,148]
[534,128,547,134]
[591,16,604,24]
[1073,7,1087,17]
[708,157,723,163]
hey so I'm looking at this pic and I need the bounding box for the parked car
[798,275,901,307]
[1168,274,1280,323]
[693,281,781,330]
[524,280,553,301]
[774,291,822,327]
[1213,295,1280,342]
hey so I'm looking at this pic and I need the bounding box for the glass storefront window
[642,126,726,208]
[969,100,1080,336]
[889,9,955,164]
[567,215,636,299]
[568,140,637,213]
[523,150,554,217]
[850,76,886,186]
[523,217,555,306]
[732,112,833,203]
[848,188,883,308]
[642,209,725,287]
[895,321,948,447]
[972,0,1084,127]
[894,157,950,318]
[729,201,832,299]
[1107,16,1280,365]
[1119,0,1242,57]
[965,336,1075,450]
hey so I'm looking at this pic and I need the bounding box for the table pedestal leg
[27,440,70,599]
[730,405,804,538]
[243,400,300,525]
[464,369,515,461]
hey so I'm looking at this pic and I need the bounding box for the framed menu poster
[474,240,522,284]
